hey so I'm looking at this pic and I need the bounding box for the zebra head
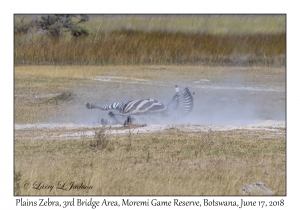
[166,86,194,119]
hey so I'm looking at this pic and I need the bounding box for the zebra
[86,85,194,126]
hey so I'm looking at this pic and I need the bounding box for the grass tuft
[90,126,111,150]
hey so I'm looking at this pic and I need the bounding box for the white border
[3,0,298,209]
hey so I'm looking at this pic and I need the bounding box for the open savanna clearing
[14,65,286,195]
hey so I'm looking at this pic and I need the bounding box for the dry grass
[14,128,286,196]
[87,15,284,34]
[16,15,286,35]
[14,15,286,66]
[14,32,285,66]
[14,65,286,86]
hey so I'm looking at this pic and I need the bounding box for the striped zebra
[86,85,194,126]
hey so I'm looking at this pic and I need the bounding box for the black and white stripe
[166,87,194,120]
[86,85,194,125]
[86,98,168,125]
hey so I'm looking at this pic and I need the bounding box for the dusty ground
[14,120,285,141]
[14,65,286,141]
[14,65,286,196]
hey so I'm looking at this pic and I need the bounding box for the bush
[38,15,91,37]
[14,16,38,34]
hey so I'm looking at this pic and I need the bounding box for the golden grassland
[14,65,286,195]
[14,128,286,196]
[14,15,286,66]
[14,65,286,87]
[14,32,285,66]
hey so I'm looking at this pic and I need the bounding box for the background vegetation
[14,14,286,66]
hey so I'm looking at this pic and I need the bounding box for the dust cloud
[48,72,285,127]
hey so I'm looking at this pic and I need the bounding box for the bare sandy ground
[14,120,285,141]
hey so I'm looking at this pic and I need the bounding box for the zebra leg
[124,116,132,127]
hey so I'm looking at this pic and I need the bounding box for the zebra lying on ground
[86,85,195,126]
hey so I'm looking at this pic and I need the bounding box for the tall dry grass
[14,15,286,66]
[14,31,285,66]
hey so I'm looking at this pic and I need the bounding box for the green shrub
[38,15,91,37]
[14,16,37,34]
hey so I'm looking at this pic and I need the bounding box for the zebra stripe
[94,100,132,112]
[93,98,167,117]
[166,87,194,119]
[87,86,194,125]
